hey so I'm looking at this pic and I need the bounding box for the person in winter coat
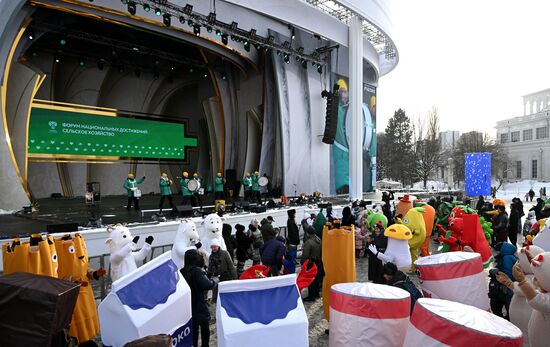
[180,171,193,205]
[123,173,145,210]
[508,199,524,246]
[208,239,237,302]
[341,206,355,226]
[355,219,368,258]
[531,198,545,221]
[383,262,422,314]
[492,205,509,244]
[221,224,237,261]
[181,249,216,347]
[159,173,175,211]
[475,195,485,212]
[529,189,536,202]
[260,217,278,243]
[248,220,263,265]
[260,235,286,276]
[287,209,300,248]
[235,224,252,276]
[523,211,536,240]
[301,225,323,301]
[490,242,517,320]
[367,221,388,284]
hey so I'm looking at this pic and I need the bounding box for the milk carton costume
[106,224,153,282]
[369,224,412,271]
[526,252,550,347]
[171,219,200,269]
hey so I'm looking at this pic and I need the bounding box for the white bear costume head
[171,219,200,269]
[106,224,133,250]
[199,213,226,258]
[519,245,544,274]
[531,252,550,292]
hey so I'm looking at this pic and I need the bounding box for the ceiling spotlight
[187,19,193,27]
[221,34,228,45]
[60,38,66,46]
[207,26,213,33]
[193,25,200,36]
[268,35,275,44]
[291,28,296,40]
[155,8,161,16]
[243,41,250,52]
[179,16,185,24]
[221,71,227,80]
[54,55,61,63]
[111,49,117,56]
[127,1,136,15]
[183,4,193,15]
[317,63,323,74]
[204,73,208,78]
[301,60,307,69]
[97,59,104,70]
[189,67,194,73]
[143,4,150,12]
[163,13,171,26]
[215,29,221,36]
[79,58,85,67]
[27,29,34,40]
[283,54,290,64]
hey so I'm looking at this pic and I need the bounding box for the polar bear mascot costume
[105,224,154,282]
[171,219,200,269]
[200,213,227,260]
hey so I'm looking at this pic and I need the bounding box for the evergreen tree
[384,109,414,186]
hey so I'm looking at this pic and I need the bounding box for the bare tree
[412,106,441,189]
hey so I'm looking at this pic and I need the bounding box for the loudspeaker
[318,202,332,209]
[322,86,340,144]
[240,201,250,211]
[251,205,267,213]
[46,223,79,233]
[50,193,63,199]
[176,205,194,217]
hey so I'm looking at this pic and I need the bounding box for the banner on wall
[331,74,377,194]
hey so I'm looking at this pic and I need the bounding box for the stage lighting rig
[143,3,150,12]
[155,7,162,16]
[127,1,136,15]
[183,4,193,15]
[163,13,171,26]
[221,34,228,45]
[193,25,200,36]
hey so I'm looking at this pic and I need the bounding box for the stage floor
[0,193,358,239]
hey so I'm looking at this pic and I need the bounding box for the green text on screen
[28,107,197,160]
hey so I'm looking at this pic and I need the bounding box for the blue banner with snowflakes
[464,152,491,196]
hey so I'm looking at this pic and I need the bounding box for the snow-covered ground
[494,180,549,200]
[0,209,16,215]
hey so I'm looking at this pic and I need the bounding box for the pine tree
[384,109,414,186]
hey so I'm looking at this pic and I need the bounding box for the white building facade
[495,89,550,181]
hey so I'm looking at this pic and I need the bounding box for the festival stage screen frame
[28,104,197,160]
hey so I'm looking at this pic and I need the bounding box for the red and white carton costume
[414,251,489,310]
[403,298,523,347]
[528,252,550,347]
[329,282,410,347]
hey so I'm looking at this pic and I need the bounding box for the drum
[134,189,142,198]
[329,283,410,347]
[414,251,489,310]
[188,179,200,192]
[403,298,523,346]
[258,176,269,187]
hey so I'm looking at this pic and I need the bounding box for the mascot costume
[105,224,154,282]
[368,224,412,271]
[436,218,464,252]
[171,219,200,269]
[415,202,435,257]
[400,207,426,271]
[395,195,413,218]
[322,222,356,320]
[55,233,104,344]
[533,219,550,251]
[199,213,227,260]
[2,234,58,277]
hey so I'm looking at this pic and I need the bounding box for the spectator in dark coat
[181,249,216,347]
[341,206,355,226]
[383,262,422,314]
[531,198,544,220]
[492,205,509,244]
[235,224,252,276]
[507,200,521,246]
[260,218,278,243]
[222,223,237,261]
[301,225,323,301]
[287,209,300,247]
[490,242,517,320]
[260,235,286,276]
[367,221,388,284]
[475,195,485,212]
[208,239,237,302]
[528,189,535,202]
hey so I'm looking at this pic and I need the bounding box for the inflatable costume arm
[369,244,392,263]
[529,292,550,313]
[110,243,135,266]
[132,242,152,263]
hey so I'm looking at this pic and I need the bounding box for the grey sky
[376,0,550,136]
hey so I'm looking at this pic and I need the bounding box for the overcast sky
[376,0,550,137]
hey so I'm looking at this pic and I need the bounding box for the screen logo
[48,121,58,133]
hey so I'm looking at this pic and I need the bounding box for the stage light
[163,14,171,26]
[143,4,150,12]
[32,52,38,57]
[127,1,136,15]
[111,49,117,56]
[155,8,161,16]
[27,29,34,40]
[179,16,185,24]
[276,50,281,56]
[193,25,200,36]
[118,65,125,73]
[79,58,85,67]
[60,38,66,45]
[220,34,228,44]
[243,41,250,52]
[135,68,141,77]
[301,60,307,69]
[189,67,194,73]
[97,59,104,70]
[317,63,323,74]
[204,73,208,78]
[254,43,261,51]
[291,28,296,40]
[283,54,290,64]
[268,35,275,44]
[183,4,193,15]
[54,55,60,63]
[215,29,221,36]
[221,71,227,80]
[207,26,212,33]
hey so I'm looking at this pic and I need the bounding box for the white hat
[211,239,221,248]
[251,218,260,227]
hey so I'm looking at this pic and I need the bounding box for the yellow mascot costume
[55,233,103,344]
[400,207,426,271]
[322,222,356,320]
[2,234,58,277]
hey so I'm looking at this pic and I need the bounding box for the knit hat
[211,239,221,248]
[235,224,245,232]
[287,209,296,217]
[383,262,398,276]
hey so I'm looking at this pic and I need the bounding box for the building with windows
[495,88,550,181]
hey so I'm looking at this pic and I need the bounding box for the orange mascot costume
[416,202,435,257]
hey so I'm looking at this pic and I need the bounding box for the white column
[349,15,363,200]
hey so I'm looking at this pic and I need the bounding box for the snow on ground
[0,209,15,215]
[494,179,550,200]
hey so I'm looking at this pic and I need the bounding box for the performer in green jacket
[123,173,145,210]
[180,171,193,205]
[159,173,175,212]
[251,171,261,204]
[215,172,225,199]
[243,172,252,201]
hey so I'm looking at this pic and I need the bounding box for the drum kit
[187,179,204,195]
